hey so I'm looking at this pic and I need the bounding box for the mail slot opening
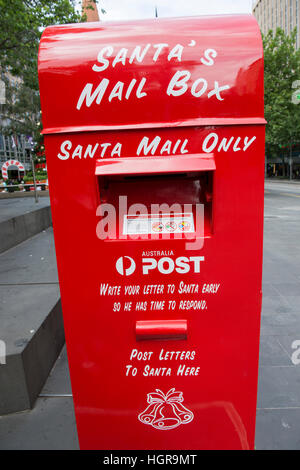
[97,170,213,240]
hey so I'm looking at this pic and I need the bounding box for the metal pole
[265,152,267,178]
[30,144,38,203]
[290,138,293,181]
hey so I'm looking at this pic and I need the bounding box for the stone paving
[0,181,300,449]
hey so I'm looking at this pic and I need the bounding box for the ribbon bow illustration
[138,388,194,430]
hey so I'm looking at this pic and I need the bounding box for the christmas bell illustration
[138,388,194,430]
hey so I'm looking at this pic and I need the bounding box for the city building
[0,70,34,171]
[82,0,100,22]
[253,0,300,47]
[253,1,300,178]
[0,1,99,177]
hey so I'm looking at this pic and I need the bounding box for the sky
[94,0,254,21]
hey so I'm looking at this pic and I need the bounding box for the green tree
[263,28,300,175]
[0,73,40,136]
[0,0,82,89]
[0,0,85,141]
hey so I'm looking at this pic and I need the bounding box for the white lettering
[143,258,157,275]
[111,143,122,157]
[153,43,168,62]
[100,143,111,158]
[136,77,147,98]
[200,48,217,66]
[175,257,190,274]
[160,140,172,155]
[112,48,128,68]
[191,78,207,97]
[92,46,113,72]
[125,79,137,99]
[72,145,82,159]
[167,70,190,97]
[243,136,256,151]
[137,136,161,156]
[129,44,151,64]
[84,144,99,159]
[208,81,230,101]
[218,137,234,152]
[77,79,109,110]
[58,140,71,160]
[233,137,242,152]
[168,44,184,62]
[180,139,189,154]
[202,133,218,153]
[109,81,124,102]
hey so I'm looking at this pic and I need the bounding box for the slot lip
[136,319,188,341]
[95,153,215,176]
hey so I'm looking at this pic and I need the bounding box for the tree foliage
[0,73,40,136]
[0,0,84,137]
[0,0,82,89]
[263,28,300,159]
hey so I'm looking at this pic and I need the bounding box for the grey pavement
[0,345,78,450]
[0,228,59,356]
[0,179,300,449]
[256,180,300,449]
[0,225,65,416]
[0,197,52,254]
[0,227,58,286]
[0,197,50,224]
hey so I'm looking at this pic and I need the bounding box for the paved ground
[0,346,78,450]
[256,179,300,449]
[0,197,50,224]
[0,179,300,449]
[0,227,60,356]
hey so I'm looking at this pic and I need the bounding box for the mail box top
[38,14,264,135]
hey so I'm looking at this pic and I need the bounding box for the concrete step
[0,191,50,200]
[0,197,52,254]
[0,346,79,450]
[0,228,65,415]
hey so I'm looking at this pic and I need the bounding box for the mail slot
[38,14,265,450]
[136,320,188,341]
[96,154,214,239]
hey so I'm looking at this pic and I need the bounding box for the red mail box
[38,14,265,450]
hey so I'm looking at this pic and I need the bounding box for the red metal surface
[95,153,216,175]
[38,15,265,134]
[38,14,265,450]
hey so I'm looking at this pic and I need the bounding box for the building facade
[253,0,300,47]
[0,71,33,170]
[82,0,100,22]
[0,135,31,169]
[0,2,99,173]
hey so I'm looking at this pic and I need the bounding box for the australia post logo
[115,255,204,276]
[116,256,136,276]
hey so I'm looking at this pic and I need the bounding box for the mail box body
[38,15,265,450]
